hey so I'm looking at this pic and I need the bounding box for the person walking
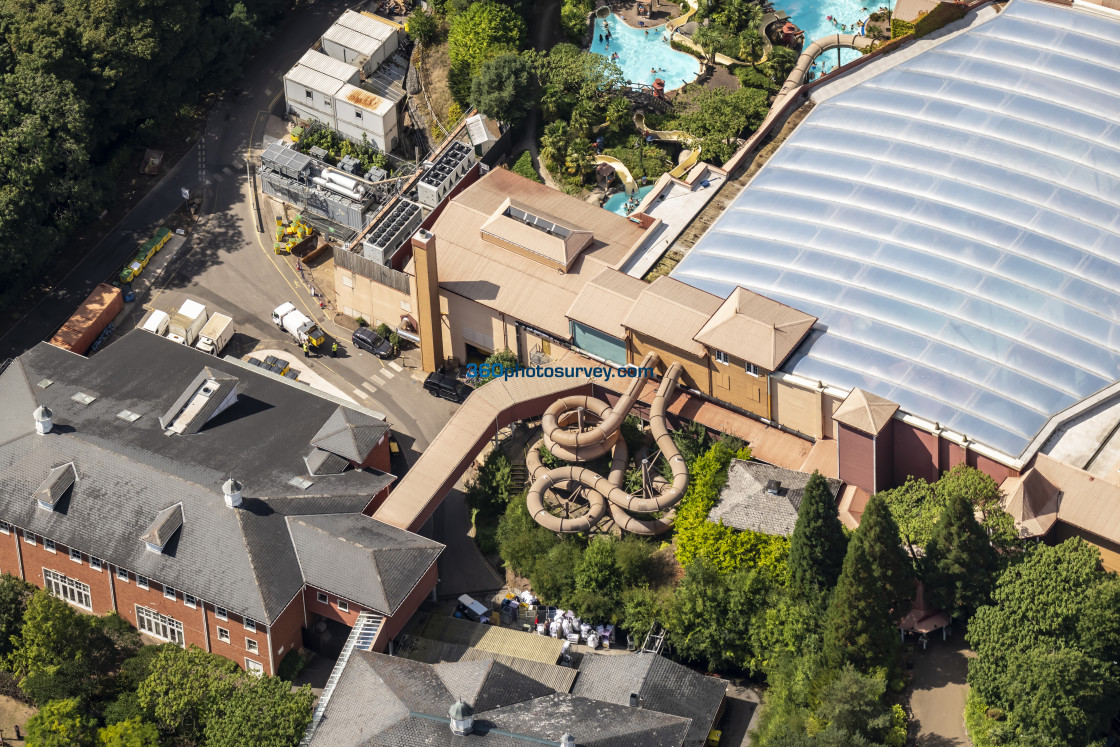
[331,341,338,358]
[303,342,309,358]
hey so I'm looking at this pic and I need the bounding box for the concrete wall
[771,377,824,439]
[440,291,518,365]
[571,322,626,366]
[335,263,413,329]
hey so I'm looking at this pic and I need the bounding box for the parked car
[423,371,473,403]
[352,327,393,358]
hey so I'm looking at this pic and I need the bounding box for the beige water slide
[525,353,689,535]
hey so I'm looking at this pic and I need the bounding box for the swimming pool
[603,185,655,215]
[784,0,896,72]
[589,14,700,91]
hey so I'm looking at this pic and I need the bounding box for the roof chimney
[223,478,243,508]
[449,698,474,736]
[560,735,576,746]
[411,229,444,374]
[34,405,53,435]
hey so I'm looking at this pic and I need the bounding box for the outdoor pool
[589,14,700,90]
[784,0,897,72]
[603,185,655,215]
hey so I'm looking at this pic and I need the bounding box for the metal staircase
[300,611,382,745]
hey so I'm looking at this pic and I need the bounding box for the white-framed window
[215,606,228,621]
[713,350,729,365]
[0,521,10,534]
[316,592,328,604]
[246,638,259,654]
[305,89,313,100]
[116,567,129,582]
[44,538,56,553]
[136,575,149,590]
[745,362,759,377]
[136,606,185,646]
[44,568,92,610]
[245,659,264,676]
[90,557,103,572]
[184,593,197,609]
[70,548,82,563]
[322,97,332,107]
[164,585,176,600]
[338,600,349,613]
[244,617,257,633]
[355,110,363,120]
[218,627,230,643]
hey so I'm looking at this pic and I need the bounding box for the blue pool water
[784,0,897,73]
[603,185,655,215]
[590,14,700,90]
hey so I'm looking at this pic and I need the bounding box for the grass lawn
[0,694,37,736]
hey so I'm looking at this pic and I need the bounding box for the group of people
[826,13,865,31]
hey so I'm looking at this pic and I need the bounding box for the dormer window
[35,463,76,511]
[142,503,184,555]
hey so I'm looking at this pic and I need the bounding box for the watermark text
[466,363,654,382]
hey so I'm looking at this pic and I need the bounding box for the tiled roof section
[309,651,414,745]
[34,463,76,507]
[1000,467,1060,538]
[480,198,595,270]
[402,637,578,693]
[572,652,727,747]
[832,388,899,436]
[311,406,390,463]
[708,460,841,536]
[566,268,648,338]
[286,513,443,615]
[158,368,240,435]
[141,503,184,548]
[623,277,722,357]
[484,693,692,747]
[1023,454,1120,547]
[305,447,350,476]
[0,359,36,446]
[692,287,817,371]
[435,659,556,712]
[420,614,566,665]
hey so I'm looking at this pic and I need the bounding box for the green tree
[202,674,315,747]
[936,464,1019,551]
[406,8,439,44]
[0,574,35,660]
[764,45,798,83]
[465,448,513,518]
[470,52,534,126]
[7,589,93,682]
[539,120,570,171]
[717,0,763,32]
[137,646,240,742]
[575,539,621,600]
[615,535,655,588]
[967,539,1120,744]
[476,348,520,384]
[857,494,914,616]
[528,540,583,604]
[677,86,768,163]
[923,491,998,618]
[788,470,847,603]
[739,29,765,66]
[511,150,543,182]
[621,585,672,642]
[531,44,624,121]
[496,497,559,577]
[823,530,899,672]
[560,0,593,41]
[448,1,525,102]
[808,667,906,746]
[98,718,162,746]
[25,698,97,747]
[692,25,722,63]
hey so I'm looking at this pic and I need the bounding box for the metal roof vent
[71,392,96,406]
[34,405,53,435]
[560,735,575,747]
[37,379,53,388]
[449,699,474,736]
[766,480,781,495]
[223,478,243,508]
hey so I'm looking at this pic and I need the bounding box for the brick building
[0,331,442,676]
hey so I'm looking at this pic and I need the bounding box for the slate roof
[34,462,76,507]
[305,447,351,476]
[159,367,240,434]
[572,652,727,747]
[141,503,184,548]
[402,637,579,693]
[311,406,391,462]
[0,332,437,624]
[287,513,442,615]
[311,651,692,747]
[707,460,842,537]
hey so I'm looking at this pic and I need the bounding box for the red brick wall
[892,422,939,485]
[0,528,21,578]
[269,593,308,672]
[875,421,894,493]
[17,534,116,615]
[374,562,437,649]
[967,451,1013,484]
[838,424,875,494]
[112,570,210,654]
[203,605,271,675]
[305,586,363,627]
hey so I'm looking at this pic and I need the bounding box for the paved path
[909,636,974,746]
[431,483,505,599]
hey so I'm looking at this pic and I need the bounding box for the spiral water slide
[525,353,689,535]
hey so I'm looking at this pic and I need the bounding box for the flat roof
[672,0,1120,460]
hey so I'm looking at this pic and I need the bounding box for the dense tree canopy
[823,529,900,672]
[857,494,914,617]
[447,1,525,102]
[788,471,847,603]
[470,52,534,126]
[967,539,1120,744]
[923,492,999,618]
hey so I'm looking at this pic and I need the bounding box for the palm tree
[739,29,765,66]
[692,25,721,64]
[539,121,569,171]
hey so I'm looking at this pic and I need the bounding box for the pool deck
[621,162,727,278]
[607,0,675,28]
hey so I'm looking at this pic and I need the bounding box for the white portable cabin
[320,10,399,73]
[283,50,359,124]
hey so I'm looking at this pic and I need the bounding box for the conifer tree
[924,492,999,618]
[823,531,900,672]
[857,494,914,617]
[788,471,848,603]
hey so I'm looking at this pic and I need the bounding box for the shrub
[277,649,307,682]
[355,316,367,327]
[891,17,915,37]
[511,150,542,182]
[407,8,439,44]
[560,0,593,42]
[496,497,559,577]
[376,322,392,339]
[465,449,514,519]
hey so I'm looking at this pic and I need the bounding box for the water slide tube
[667,2,698,31]
[632,113,703,180]
[593,155,638,195]
[525,357,689,535]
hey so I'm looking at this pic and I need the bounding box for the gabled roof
[572,651,728,747]
[34,463,76,508]
[483,693,692,747]
[434,658,555,712]
[311,406,390,463]
[141,503,184,548]
[1021,454,1120,548]
[707,460,841,537]
[286,513,443,615]
[692,287,817,370]
[481,198,595,271]
[833,388,899,436]
[158,367,240,435]
[566,268,648,338]
[0,332,417,624]
[623,277,722,357]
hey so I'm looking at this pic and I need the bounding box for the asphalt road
[1,0,458,454]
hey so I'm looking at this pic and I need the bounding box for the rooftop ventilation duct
[34,405,53,435]
[223,478,243,508]
[766,480,781,494]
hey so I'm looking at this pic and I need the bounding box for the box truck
[271,302,326,347]
[140,309,170,336]
[167,299,208,346]
[195,313,234,355]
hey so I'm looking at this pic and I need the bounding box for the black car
[423,371,473,403]
[352,328,393,358]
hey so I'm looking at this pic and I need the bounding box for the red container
[50,283,124,354]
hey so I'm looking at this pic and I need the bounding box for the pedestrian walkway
[909,636,974,746]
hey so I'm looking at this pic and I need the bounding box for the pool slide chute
[593,155,638,195]
[526,356,689,535]
[632,113,703,179]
